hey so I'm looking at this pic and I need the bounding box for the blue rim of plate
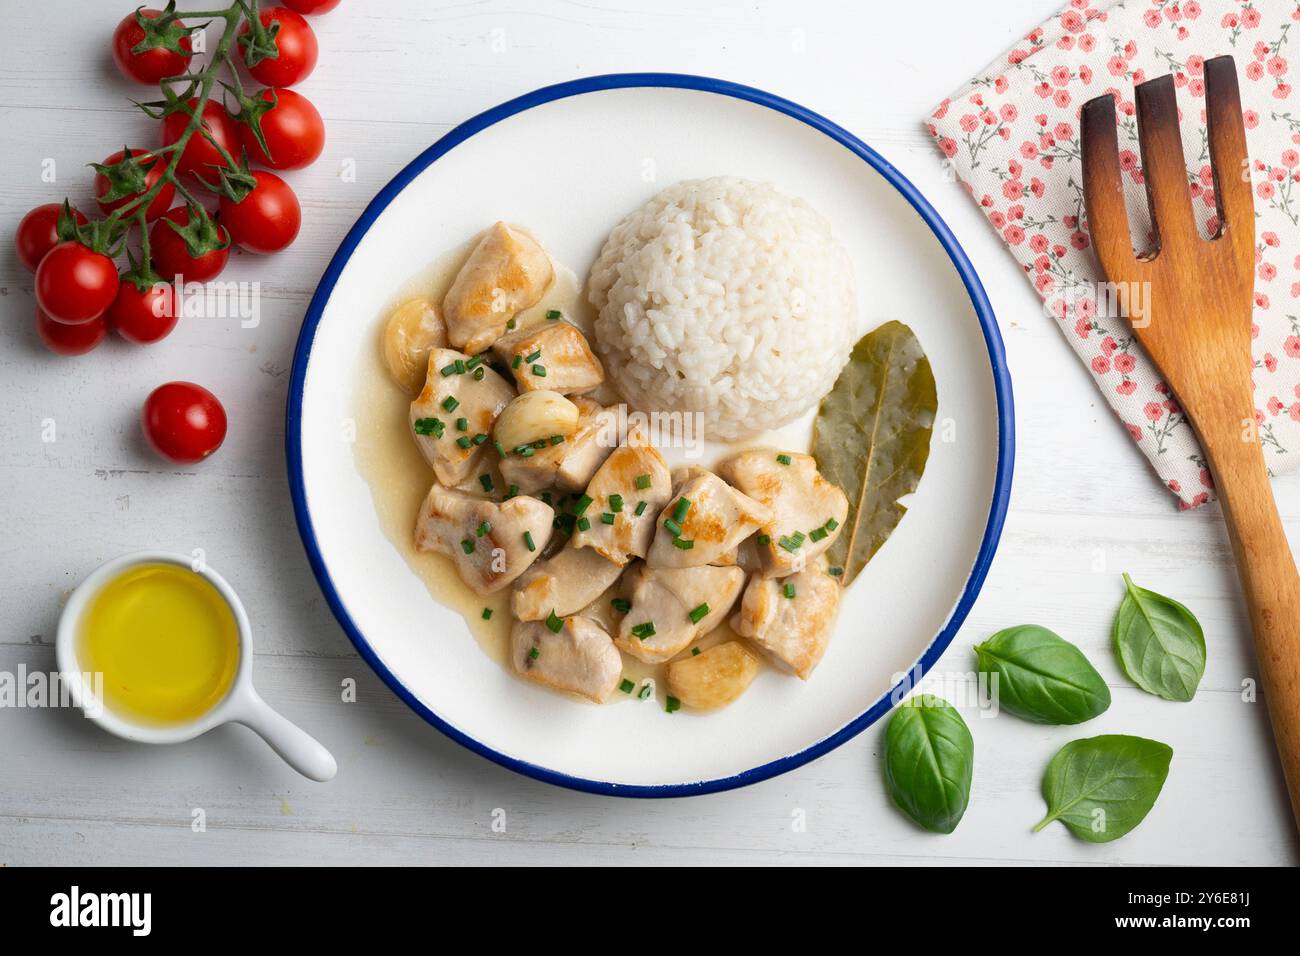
[286,72,1015,798]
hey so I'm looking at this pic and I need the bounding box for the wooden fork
[1081,56,1300,831]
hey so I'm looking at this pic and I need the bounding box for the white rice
[587,177,858,441]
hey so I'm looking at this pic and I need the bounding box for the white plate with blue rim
[287,74,1013,796]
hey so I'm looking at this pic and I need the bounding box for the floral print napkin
[926,0,1300,508]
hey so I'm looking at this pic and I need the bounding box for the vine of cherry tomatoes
[15,1,337,463]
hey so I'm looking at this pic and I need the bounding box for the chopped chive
[688,603,710,624]
[634,501,648,516]
[441,395,459,413]
[472,433,488,445]
[663,518,683,537]
[829,566,844,577]
[638,683,653,701]
[528,646,540,660]
[481,607,493,620]
[776,453,792,466]
[671,497,690,523]
[691,647,701,656]
[532,439,547,449]
[475,521,491,537]
[506,317,517,331]
[549,434,564,445]
[631,621,656,640]
[545,309,562,320]
[473,367,485,380]
[456,416,468,431]
[545,610,564,634]
[440,362,459,377]
[479,474,494,492]
[456,436,472,449]
[539,492,553,505]
[825,517,839,531]
[672,537,694,551]
[507,483,519,498]
[792,531,806,545]
[524,349,542,363]
[809,526,828,542]
[494,440,507,457]
[778,535,801,553]
[576,516,591,532]
[619,678,635,694]
[558,513,576,531]
[783,582,797,599]
[531,364,547,377]
[519,446,535,458]
[665,696,681,714]
[413,417,440,435]
[573,494,593,516]
[608,493,624,512]
[600,512,616,525]
[460,538,475,554]
[611,598,631,613]
[465,355,483,370]
[511,354,522,369]
[523,530,536,552]
[634,473,652,490]
[756,533,771,546]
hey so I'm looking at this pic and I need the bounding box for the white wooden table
[3,0,1297,866]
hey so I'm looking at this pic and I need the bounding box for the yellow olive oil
[78,563,240,725]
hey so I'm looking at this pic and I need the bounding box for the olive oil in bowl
[77,563,240,726]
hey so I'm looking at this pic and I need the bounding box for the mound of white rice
[587,177,858,441]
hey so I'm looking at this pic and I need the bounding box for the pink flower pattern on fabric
[927,0,1300,509]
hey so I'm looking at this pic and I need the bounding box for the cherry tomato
[35,242,120,324]
[15,204,88,273]
[37,307,107,356]
[142,381,228,464]
[161,99,240,183]
[239,89,325,170]
[238,7,317,87]
[284,0,341,14]
[149,207,231,283]
[94,149,175,221]
[108,281,177,345]
[220,170,301,254]
[112,8,192,84]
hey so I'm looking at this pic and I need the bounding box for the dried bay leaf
[812,320,937,585]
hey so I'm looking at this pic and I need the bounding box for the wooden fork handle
[1203,428,1300,830]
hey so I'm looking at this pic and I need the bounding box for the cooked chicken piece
[613,563,745,663]
[731,566,841,679]
[491,321,604,395]
[511,544,623,621]
[444,222,554,354]
[570,436,672,565]
[718,449,849,578]
[383,297,447,395]
[511,616,622,703]
[414,483,552,594]
[667,642,761,710]
[409,348,514,486]
[645,468,771,569]
[497,398,617,494]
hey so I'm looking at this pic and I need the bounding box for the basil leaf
[974,625,1111,725]
[1112,573,1206,702]
[1034,734,1172,843]
[882,694,973,834]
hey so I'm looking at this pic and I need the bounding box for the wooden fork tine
[1081,94,1139,280]
[1204,56,1254,259]
[1134,74,1199,248]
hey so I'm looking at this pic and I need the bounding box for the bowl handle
[234,692,338,782]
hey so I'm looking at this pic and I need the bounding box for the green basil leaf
[1034,734,1172,843]
[974,625,1111,725]
[1112,573,1206,702]
[882,694,973,834]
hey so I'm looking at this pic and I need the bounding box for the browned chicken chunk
[511,616,622,703]
[718,449,849,577]
[511,544,624,621]
[570,435,672,565]
[444,222,554,354]
[613,563,745,663]
[409,348,514,486]
[414,483,553,594]
[645,468,771,568]
[731,566,841,679]
[491,321,605,395]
